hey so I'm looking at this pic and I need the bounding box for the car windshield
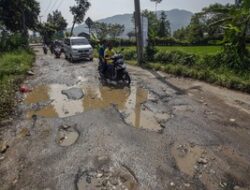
[71,38,89,45]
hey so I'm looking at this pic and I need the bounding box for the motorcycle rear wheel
[122,72,131,86]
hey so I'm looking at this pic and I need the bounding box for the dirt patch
[171,143,205,176]
[76,163,139,190]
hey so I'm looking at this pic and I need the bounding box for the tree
[47,10,67,32]
[127,31,136,39]
[37,23,56,44]
[0,0,40,42]
[142,10,160,39]
[201,1,250,68]
[92,22,110,40]
[158,11,171,37]
[109,24,125,39]
[70,0,91,36]
[173,27,188,41]
[150,0,162,12]
[85,17,94,35]
[187,14,205,44]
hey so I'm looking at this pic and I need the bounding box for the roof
[67,36,87,40]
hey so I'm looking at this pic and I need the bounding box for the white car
[64,37,93,62]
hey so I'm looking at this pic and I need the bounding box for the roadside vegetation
[117,0,250,93]
[0,0,39,121]
[0,50,35,121]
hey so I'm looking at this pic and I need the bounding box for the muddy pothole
[76,165,139,190]
[24,84,171,132]
[56,125,79,147]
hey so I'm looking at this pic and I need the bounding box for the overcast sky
[38,0,234,25]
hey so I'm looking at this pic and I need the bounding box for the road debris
[61,87,84,100]
[0,142,9,154]
[27,70,35,75]
[20,84,32,93]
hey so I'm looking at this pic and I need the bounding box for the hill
[72,9,193,38]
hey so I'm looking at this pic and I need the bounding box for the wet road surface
[0,47,250,190]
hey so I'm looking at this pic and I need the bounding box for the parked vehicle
[99,54,131,86]
[63,37,93,62]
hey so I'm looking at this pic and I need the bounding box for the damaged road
[0,48,250,190]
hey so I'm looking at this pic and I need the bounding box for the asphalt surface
[0,48,250,190]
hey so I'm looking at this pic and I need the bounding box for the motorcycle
[43,45,48,55]
[54,46,61,58]
[99,54,131,86]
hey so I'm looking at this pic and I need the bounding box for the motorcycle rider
[43,43,48,54]
[98,40,106,74]
[104,42,116,77]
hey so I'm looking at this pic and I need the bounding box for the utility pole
[134,0,144,65]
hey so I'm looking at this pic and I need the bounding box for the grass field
[116,46,223,56]
[0,50,35,121]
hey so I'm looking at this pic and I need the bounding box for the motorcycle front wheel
[122,72,131,86]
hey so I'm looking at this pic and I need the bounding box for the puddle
[171,144,205,176]
[56,126,79,147]
[25,84,170,132]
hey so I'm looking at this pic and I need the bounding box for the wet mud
[24,83,170,132]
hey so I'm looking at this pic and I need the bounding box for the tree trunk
[70,20,76,37]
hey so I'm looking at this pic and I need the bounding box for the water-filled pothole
[56,125,79,147]
[24,84,170,132]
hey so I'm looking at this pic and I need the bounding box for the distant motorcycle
[43,45,48,55]
[54,46,61,58]
[99,54,131,86]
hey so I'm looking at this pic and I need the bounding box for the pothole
[24,84,171,132]
[76,164,139,190]
[171,143,206,177]
[56,125,79,147]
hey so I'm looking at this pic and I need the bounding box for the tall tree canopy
[47,10,67,32]
[0,0,40,36]
[158,11,171,37]
[85,17,94,35]
[92,22,125,40]
[142,10,160,39]
[70,0,91,36]
[200,0,250,68]
[109,24,125,39]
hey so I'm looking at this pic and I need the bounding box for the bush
[123,49,137,60]
[0,32,27,52]
[145,44,157,61]
[0,50,35,78]
[154,50,197,66]
[0,50,34,121]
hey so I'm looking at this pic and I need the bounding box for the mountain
[72,9,193,38]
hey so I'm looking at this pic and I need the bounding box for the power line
[47,0,59,15]
[56,0,65,10]
[44,0,54,16]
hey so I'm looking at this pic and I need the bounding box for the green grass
[0,50,35,121]
[156,46,222,55]
[145,62,250,93]
[116,46,222,56]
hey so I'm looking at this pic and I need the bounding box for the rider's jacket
[104,48,116,64]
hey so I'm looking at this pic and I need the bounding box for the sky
[38,0,235,25]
